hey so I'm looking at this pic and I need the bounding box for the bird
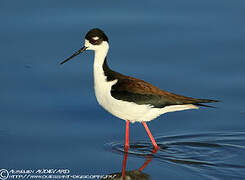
[60,28,219,151]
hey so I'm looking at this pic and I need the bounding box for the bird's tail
[193,99,220,108]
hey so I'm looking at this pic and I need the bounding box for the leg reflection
[104,148,158,180]
[119,148,158,180]
[121,151,128,179]
[138,156,152,172]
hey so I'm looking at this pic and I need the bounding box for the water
[0,0,245,179]
[107,132,245,179]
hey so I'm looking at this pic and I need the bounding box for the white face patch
[92,36,99,40]
[84,39,90,47]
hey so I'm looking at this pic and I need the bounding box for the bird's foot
[152,145,159,154]
[124,144,129,152]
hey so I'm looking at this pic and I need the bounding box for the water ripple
[106,132,245,179]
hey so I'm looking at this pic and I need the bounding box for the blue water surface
[0,0,245,180]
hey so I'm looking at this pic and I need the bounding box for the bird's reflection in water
[104,148,158,180]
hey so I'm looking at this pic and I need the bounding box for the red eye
[91,39,98,44]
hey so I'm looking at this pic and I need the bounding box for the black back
[103,58,218,108]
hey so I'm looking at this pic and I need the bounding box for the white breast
[93,71,159,122]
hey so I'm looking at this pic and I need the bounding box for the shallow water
[1,0,245,180]
[107,132,245,179]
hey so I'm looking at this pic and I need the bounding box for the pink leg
[142,122,159,150]
[124,120,129,151]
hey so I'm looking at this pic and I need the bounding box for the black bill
[60,46,87,65]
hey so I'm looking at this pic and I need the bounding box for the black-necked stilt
[60,28,219,151]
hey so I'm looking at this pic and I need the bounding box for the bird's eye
[91,39,98,45]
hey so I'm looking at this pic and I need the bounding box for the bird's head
[60,28,109,65]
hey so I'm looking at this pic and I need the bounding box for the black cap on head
[85,28,108,45]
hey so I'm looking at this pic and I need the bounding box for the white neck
[93,41,109,68]
[94,49,108,67]
[93,42,109,84]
